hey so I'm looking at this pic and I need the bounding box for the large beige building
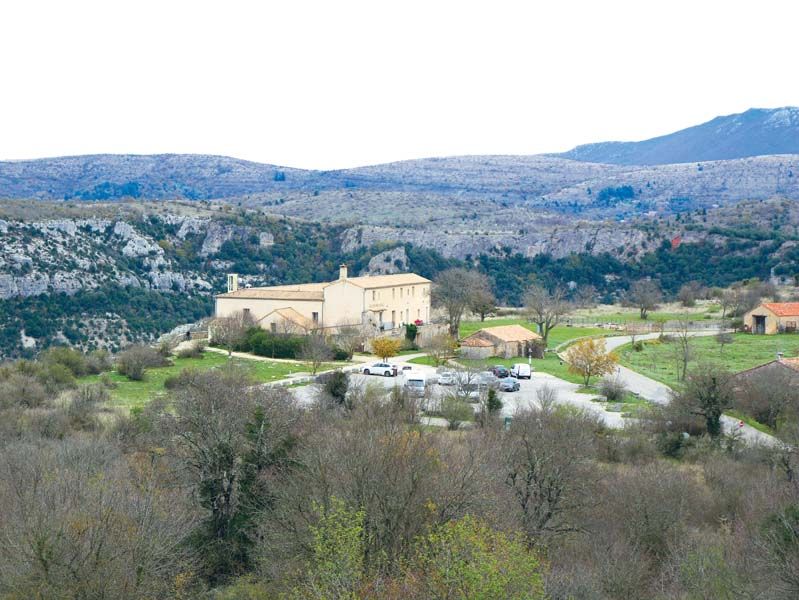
[743,302,799,335]
[215,266,432,333]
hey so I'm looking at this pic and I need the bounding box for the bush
[633,340,644,352]
[66,384,108,430]
[599,376,628,402]
[85,349,112,374]
[243,330,306,359]
[318,370,350,405]
[0,374,48,409]
[440,395,474,430]
[40,346,88,377]
[37,362,77,393]
[330,347,350,361]
[164,368,201,390]
[176,340,206,359]
[116,345,171,381]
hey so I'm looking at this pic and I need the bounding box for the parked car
[510,363,532,379]
[404,372,427,397]
[477,371,498,387]
[456,382,483,403]
[437,371,458,386]
[490,365,510,379]
[497,377,520,392]
[362,362,397,377]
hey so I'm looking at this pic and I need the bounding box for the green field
[458,319,605,348]
[569,306,720,325]
[81,353,340,410]
[618,333,798,388]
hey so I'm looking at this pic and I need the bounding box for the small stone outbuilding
[743,302,799,335]
[459,324,543,360]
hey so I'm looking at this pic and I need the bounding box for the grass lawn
[458,319,605,349]
[458,353,587,385]
[407,355,441,367]
[80,352,341,411]
[618,333,799,389]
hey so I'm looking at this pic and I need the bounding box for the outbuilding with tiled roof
[744,302,799,335]
[460,324,543,359]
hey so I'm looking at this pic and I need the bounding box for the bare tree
[0,439,195,599]
[163,368,297,582]
[334,325,366,360]
[469,281,497,322]
[673,317,693,381]
[677,280,707,307]
[299,333,334,375]
[432,268,491,336]
[498,406,599,546]
[628,279,662,320]
[716,327,734,355]
[671,366,734,437]
[574,284,598,309]
[211,310,255,356]
[524,284,570,345]
[425,331,458,366]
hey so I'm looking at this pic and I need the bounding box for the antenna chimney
[227,274,239,293]
[339,264,348,280]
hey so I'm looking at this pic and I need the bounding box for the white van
[510,363,532,379]
[404,372,427,397]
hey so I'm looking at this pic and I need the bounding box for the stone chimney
[226,273,239,293]
[339,264,348,280]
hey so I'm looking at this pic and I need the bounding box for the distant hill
[0,153,620,201]
[556,107,799,165]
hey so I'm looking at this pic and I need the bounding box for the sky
[1,0,797,170]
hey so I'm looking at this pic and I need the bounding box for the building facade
[743,302,799,335]
[214,265,431,333]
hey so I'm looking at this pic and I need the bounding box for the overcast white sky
[1,0,796,169]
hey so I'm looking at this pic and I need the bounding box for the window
[417,309,420,319]
[270,323,277,333]
[372,290,376,301]
[411,286,415,296]
[400,288,403,299]
[312,312,319,323]
[392,288,396,299]
[243,308,250,315]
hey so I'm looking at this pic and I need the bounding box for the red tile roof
[762,302,799,317]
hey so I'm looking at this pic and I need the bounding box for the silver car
[437,371,458,386]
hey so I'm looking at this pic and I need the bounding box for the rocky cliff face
[0,213,278,300]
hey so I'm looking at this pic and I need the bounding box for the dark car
[490,365,510,379]
[497,377,520,392]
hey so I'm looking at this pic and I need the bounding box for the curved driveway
[602,332,778,446]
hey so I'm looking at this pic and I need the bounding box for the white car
[510,363,532,379]
[362,362,397,377]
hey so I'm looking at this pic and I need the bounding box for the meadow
[81,352,340,410]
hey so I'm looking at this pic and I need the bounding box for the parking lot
[292,358,626,428]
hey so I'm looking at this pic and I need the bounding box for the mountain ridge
[555,107,799,165]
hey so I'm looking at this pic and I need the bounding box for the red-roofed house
[743,302,799,334]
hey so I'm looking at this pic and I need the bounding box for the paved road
[601,332,778,446]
